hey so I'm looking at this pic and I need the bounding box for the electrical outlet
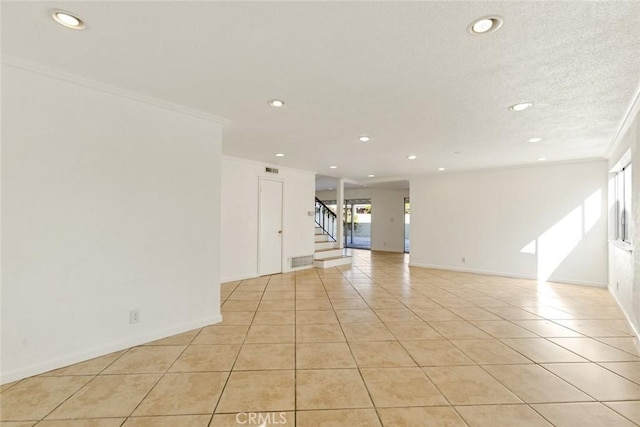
[129,309,140,324]
[461,257,466,264]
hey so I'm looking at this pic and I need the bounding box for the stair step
[314,234,330,242]
[313,255,353,269]
[314,248,344,260]
[315,241,336,250]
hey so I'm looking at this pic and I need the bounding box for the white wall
[410,161,609,286]
[316,187,409,252]
[1,64,223,383]
[608,111,640,333]
[221,157,315,282]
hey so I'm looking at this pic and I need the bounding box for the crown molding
[1,55,232,126]
[603,79,640,159]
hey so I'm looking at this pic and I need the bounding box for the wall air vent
[291,255,313,268]
[265,167,279,174]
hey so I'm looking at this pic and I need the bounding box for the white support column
[336,179,345,249]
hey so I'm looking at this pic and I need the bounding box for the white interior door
[259,179,283,276]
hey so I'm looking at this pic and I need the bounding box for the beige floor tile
[228,291,263,301]
[531,402,637,427]
[221,300,259,312]
[133,372,227,416]
[350,341,416,367]
[296,343,356,369]
[600,362,640,384]
[252,310,295,325]
[0,380,20,393]
[296,310,339,324]
[473,321,538,338]
[484,307,543,320]
[245,324,295,344]
[484,364,593,403]
[597,337,640,356]
[102,346,185,374]
[360,367,447,407]
[0,376,92,421]
[145,330,201,346]
[259,300,295,311]
[296,299,333,310]
[424,366,521,405]
[261,291,294,301]
[169,345,240,372]
[47,374,160,419]
[374,309,422,323]
[553,320,629,337]
[385,322,442,340]
[401,340,475,366]
[124,415,211,426]
[455,404,552,427]
[219,311,255,325]
[448,307,502,321]
[211,412,294,426]
[412,307,462,322]
[296,324,346,343]
[296,369,372,410]
[296,291,329,300]
[335,309,381,324]
[296,409,380,426]
[327,290,362,299]
[513,320,584,337]
[500,338,588,363]
[341,323,395,341]
[378,406,466,426]
[604,401,640,424]
[43,350,127,376]
[543,363,640,401]
[450,339,532,365]
[366,298,407,309]
[234,343,294,370]
[236,283,267,292]
[216,370,295,413]
[192,325,249,345]
[330,298,369,309]
[428,321,492,339]
[0,422,36,427]
[37,420,125,427]
[549,337,640,362]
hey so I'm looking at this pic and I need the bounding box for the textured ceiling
[2,1,639,183]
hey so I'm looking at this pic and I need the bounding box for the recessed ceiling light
[368,174,375,178]
[275,153,285,157]
[528,137,542,143]
[52,10,85,30]
[407,155,417,160]
[509,102,533,112]
[468,16,503,35]
[359,136,371,142]
[329,165,337,169]
[438,168,446,171]
[537,157,548,161]
[268,99,285,107]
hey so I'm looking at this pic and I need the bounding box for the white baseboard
[220,273,258,283]
[1,314,223,384]
[608,286,640,342]
[408,262,607,288]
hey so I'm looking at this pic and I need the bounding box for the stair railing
[315,197,337,241]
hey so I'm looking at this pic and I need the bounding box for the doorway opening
[404,197,410,253]
[344,199,371,249]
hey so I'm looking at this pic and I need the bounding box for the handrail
[315,197,337,241]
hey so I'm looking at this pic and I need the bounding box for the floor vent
[291,255,313,268]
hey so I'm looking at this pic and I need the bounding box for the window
[614,162,632,243]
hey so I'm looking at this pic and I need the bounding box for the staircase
[314,198,353,268]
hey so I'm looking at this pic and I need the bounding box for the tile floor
[2,250,640,426]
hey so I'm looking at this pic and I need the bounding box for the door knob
[278,230,283,234]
